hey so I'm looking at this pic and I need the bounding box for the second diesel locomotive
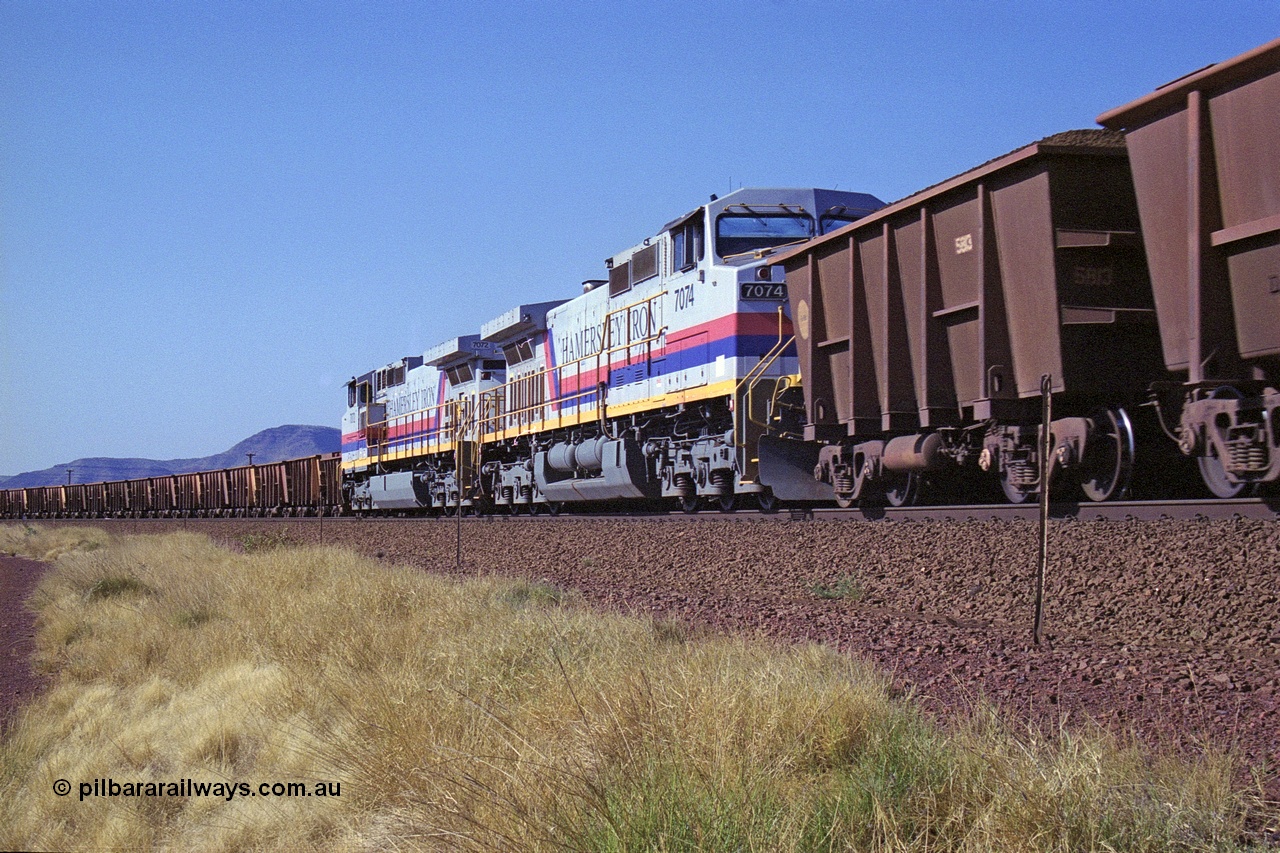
[340,187,885,514]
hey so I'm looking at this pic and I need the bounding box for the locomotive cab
[341,356,423,474]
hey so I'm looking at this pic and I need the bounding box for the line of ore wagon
[0,455,343,519]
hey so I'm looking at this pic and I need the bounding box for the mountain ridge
[1,425,339,488]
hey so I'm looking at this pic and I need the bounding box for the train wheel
[1197,450,1250,498]
[1080,407,1136,502]
[528,503,544,516]
[834,491,856,509]
[756,491,778,513]
[717,494,736,514]
[546,501,563,516]
[679,495,700,514]
[884,471,921,507]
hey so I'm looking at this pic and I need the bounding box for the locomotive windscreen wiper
[726,203,807,226]
[720,236,812,261]
[727,204,768,226]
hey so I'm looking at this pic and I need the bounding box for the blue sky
[1,1,1277,474]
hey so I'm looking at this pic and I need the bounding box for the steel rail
[52,496,1278,525]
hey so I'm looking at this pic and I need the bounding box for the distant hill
[2,425,339,488]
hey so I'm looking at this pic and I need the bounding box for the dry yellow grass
[0,522,110,561]
[0,525,1263,851]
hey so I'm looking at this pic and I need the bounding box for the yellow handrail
[362,290,672,456]
[733,307,795,448]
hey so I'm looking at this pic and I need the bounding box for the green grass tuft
[811,574,864,600]
[85,575,151,601]
[501,578,571,608]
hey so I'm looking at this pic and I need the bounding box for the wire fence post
[1034,373,1053,645]
[456,400,463,573]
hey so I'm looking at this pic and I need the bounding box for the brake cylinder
[881,433,943,472]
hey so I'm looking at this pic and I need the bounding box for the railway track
[796,496,1280,523]
[23,495,1277,524]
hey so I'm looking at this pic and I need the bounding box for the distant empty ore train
[3,38,1277,519]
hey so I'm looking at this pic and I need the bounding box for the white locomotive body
[342,187,884,513]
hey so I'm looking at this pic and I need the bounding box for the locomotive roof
[349,354,423,386]
[480,300,567,343]
[657,187,885,236]
[423,334,501,367]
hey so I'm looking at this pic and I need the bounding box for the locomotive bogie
[488,458,540,510]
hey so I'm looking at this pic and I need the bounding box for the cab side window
[671,220,704,272]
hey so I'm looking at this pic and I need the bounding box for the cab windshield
[819,215,859,234]
[715,212,814,258]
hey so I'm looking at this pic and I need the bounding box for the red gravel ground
[0,556,49,734]
[8,517,1280,816]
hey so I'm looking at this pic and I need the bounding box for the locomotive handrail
[361,289,674,456]
[475,290,669,441]
[364,394,465,465]
[735,307,794,437]
[735,306,790,395]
